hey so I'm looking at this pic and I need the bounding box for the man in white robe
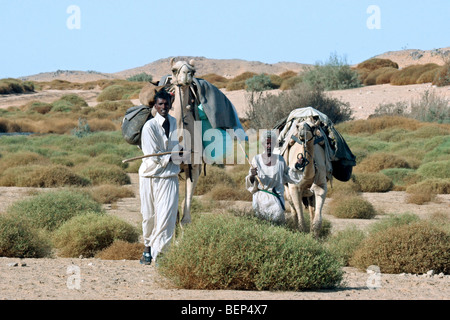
[139,89,181,265]
[245,130,306,224]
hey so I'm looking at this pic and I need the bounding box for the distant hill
[18,48,450,83]
[370,47,450,69]
[21,70,118,82]
[112,56,310,81]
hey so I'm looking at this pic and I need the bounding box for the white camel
[277,107,334,238]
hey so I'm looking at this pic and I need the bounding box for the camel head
[170,58,195,86]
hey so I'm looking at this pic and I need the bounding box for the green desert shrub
[246,82,352,129]
[325,226,366,265]
[409,90,449,123]
[279,76,303,90]
[59,94,88,107]
[97,85,129,102]
[302,53,361,90]
[194,166,236,195]
[95,100,133,112]
[368,213,420,234]
[380,168,421,190]
[350,221,450,274]
[406,178,450,195]
[76,164,131,185]
[416,160,450,179]
[53,213,139,258]
[355,152,411,173]
[329,194,377,219]
[88,184,135,204]
[126,72,153,82]
[0,214,52,258]
[353,172,393,192]
[6,189,103,231]
[0,78,35,94]
[245,73,274,92]
[0,165,90,187]
[158,214,343,290]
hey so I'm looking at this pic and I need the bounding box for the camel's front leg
[180,164,201,225]
[288,183,307,232]
[310,144,328,238]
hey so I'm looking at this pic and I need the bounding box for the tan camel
[141,58,245,226]
[277,108,334,238]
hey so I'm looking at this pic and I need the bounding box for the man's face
[154,97,170,118]
[265,138,273,154]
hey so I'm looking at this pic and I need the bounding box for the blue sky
[0,0,449,78]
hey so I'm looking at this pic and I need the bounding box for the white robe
[139,112,180,260]
[245,154,302,224]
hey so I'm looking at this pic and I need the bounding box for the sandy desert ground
[0,82,449,301]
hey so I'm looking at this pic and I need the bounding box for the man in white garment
[139,89,181,265]
[245,130,307,224]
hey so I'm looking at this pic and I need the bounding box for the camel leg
[180,164,201,225]
[288,184,307,232]
[310,144,328,238]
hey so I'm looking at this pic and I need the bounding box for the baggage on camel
[275,106,356,182]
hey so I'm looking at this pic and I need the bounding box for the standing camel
[276,107,335,238]
[147,58,245,225]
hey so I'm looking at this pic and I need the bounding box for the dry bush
[406,178,450,195]
[336,116,423,135]
[329,194,376,219]
[87,119,118,132]
[405,192,436,205]
[75,164,131,185]
[363,67,399,85]
[390,63,441,85]
[194,166,236,195]
[350,221,450,274]
[226,72,257,91]
[357,58,399,72]
[88,184,135,204]
[375,67,399,84]
[279,70,298,79]
[95,240,144,260]
[417,68,441,83]
[279,76,303,90]
[198,73,229,88]
[0,214,52,258]
[0,151,49,173]
[354,152,410,173]
[205,184,252,201]
[0,118,36,133]
[327,179,361,198]
[53,213,139,258]
[352,173,393,192]
[432,62,450,87]
[28,165,91,187]
[95,100,133,112]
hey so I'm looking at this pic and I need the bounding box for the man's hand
[250,167,258,177]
